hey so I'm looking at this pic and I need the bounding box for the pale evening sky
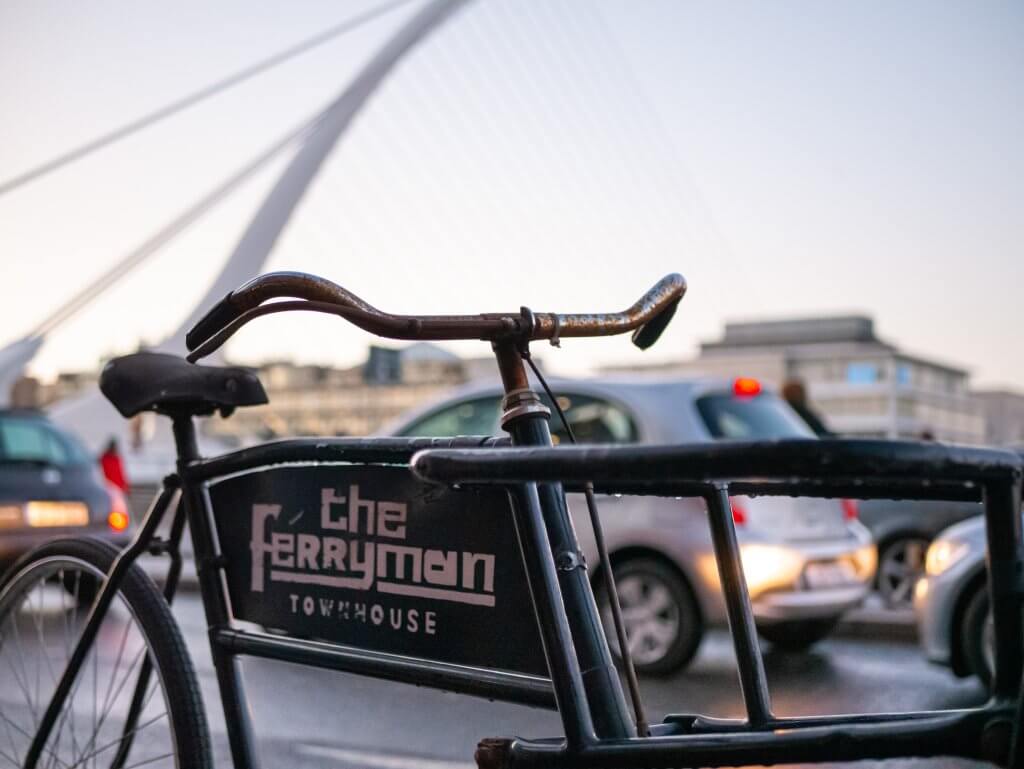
[1,1,1021,387]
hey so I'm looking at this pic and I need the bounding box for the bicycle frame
[23,341,1024,769]
[173,341,635,766]
[25,342,633,769]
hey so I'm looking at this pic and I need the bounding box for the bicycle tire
[0,537,212,769]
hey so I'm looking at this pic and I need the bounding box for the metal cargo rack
[411,438,1024,768]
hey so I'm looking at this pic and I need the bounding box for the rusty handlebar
[185,270,686,362]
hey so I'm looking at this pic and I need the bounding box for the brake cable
[518,344,650,737]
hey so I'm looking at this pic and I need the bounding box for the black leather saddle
[100,352,268,418]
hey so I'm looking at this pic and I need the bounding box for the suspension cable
[29,106,323,338]
[0,0,413,198]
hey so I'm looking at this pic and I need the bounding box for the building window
[896,363,912,386]
[846,362,879,384]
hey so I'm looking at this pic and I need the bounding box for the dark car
[857,498,980,608]
[0,410,131,572]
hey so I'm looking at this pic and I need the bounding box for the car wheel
[596,557,702,676]
[876,535,931,609]
[962,587,994,686]
[757,617,840,651]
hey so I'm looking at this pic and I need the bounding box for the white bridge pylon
[5,0,470,481]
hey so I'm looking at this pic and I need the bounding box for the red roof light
[733,377,762,397]
[729,496,747,526]
[841,499,859,521]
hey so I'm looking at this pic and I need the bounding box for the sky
[1,0,1021,388]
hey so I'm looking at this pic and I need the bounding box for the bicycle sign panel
[208,464,548,676]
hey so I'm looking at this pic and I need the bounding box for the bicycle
[0,270,1021,769]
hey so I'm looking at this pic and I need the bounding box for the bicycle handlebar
[185,270,686,362]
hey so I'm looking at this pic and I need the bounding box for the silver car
[915,515,996,684]
[386,376,876,675]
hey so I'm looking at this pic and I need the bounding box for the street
[0,586,992,768]
[161,594,988,769]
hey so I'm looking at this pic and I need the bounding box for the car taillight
[108,511,130,532]
[841,498,859,521]
[106,483,130,532]
[729,497,747,526]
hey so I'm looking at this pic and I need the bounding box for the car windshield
[696,392,815,440]
[0,415,92,467]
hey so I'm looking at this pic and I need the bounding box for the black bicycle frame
[168,370,633,766]
[24,354,623,769]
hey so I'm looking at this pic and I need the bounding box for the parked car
[914,514,994,683]
[858,498,981,608]
[914,500,1022,686]
[0,409,131,589]
[386,376,877,675]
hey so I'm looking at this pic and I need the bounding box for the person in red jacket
[99,437,129,493]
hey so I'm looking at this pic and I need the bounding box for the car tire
[595,557,703,676]
[876,534,931,609]
[757,617,840,651]
[962,586,994,686]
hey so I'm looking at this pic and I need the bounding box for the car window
[0,416,90,466]
[399,396,502,437]
[542,393,639,445]
[696,392,814,440]
[398,391,639,444]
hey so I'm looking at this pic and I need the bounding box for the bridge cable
[0,0,414,199]
[30,106,327,338]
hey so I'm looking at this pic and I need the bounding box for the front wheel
[0,537,212,769]
[758,617,840,651]
[596,557,703,676]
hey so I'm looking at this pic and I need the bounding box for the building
[25,343,508,451]
[11,370,100,409]
[205,343,490,440]
[971,390,1024,447]
[606,315,986,443]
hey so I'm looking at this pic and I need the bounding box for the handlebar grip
[186,293,241,352]
[631,295,680,350]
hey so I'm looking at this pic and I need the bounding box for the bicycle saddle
[100,352,268,418]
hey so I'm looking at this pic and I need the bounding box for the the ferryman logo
[250,485,496,607]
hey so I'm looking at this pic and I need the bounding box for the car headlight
[925,539,969,577]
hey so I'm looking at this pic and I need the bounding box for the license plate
[25,501,89,528]
[804,561,857,589]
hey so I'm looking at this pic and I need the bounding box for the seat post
[171,414,199,464]
[171,410,262,768]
